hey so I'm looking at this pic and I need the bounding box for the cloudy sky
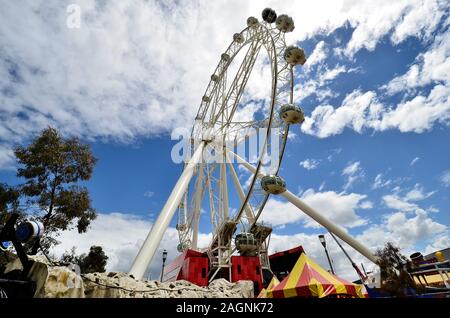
[1,0,449,281]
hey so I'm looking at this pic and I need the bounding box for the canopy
[257,276,280,298]
[266,253,366,298]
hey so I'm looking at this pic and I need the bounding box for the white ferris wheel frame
[129,17,378,281]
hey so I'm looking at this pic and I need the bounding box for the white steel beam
[227,158,255,223]
[129,142,206,280]
[226,149,379,264]
[191,159,204,250]
[220,161,229,220]
[280,190,378,264]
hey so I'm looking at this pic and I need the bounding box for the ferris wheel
[129,8,378,281]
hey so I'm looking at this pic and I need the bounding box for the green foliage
[60,246,80,265]
[13,127,98,253]
[0,183,24,227]
[80,245,109,273]
[375,242,418,297]
[60,245,108,274]
[0,183,20,214]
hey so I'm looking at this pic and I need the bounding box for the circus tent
[257,276,281,298]
[265,253,366,298]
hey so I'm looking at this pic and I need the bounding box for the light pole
[329,232,366,281]
[160,249,168,282]
[319,234,335,275]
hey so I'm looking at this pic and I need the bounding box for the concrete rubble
[3,256,254,298]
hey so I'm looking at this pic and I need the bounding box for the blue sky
[1,0,449,280]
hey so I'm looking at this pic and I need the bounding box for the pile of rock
[83,272,253,298]
[3,256,254,298]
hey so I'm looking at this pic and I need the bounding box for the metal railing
[409,260,450,289]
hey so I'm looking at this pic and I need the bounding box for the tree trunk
[30,178,57,255]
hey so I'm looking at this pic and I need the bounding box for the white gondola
[246,16,259,28]
[211,74,219,82]
[284,46,306,66]
[235,233,258,255]
[177,241,190,253]
[279,104,305,124]
[276,14,295,33]
[233,33,245,44]
[221,53,230,62]
[202,95,211,103]
[261,175,286,194]
[261,8,277,23]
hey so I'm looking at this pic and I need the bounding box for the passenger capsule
[202,95,211,103]
[261,175,286,194]
[233,33,245,44]
[247,16,259,28]
[177,241,190,253]
[262,8,277,24]
[211,74,219,82]
[284,46,307,66]
[221,53,231,62]
[276,14,295,33]
[235,233,258,255]
[279,104,305,124]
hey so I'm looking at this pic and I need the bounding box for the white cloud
[356,210,447,255]
[295,64,347,104]
[301,90,382,138]
[382,183,436,213]
[319,182,326,191]
[424,234,450,255]
[342,161,365,190]
[390,0,446,45]
[144,191,154,198]
[327,148,342,162]
[385,211,447,246]
[343,0,447,57]
[384,29,450,95]
[410,157,420,166]
[360,201,373,209]
[50,213,211,279]
[299,158,320,170]
[303,83,450,137]
[0,143,15,170]
[1,0,446,156]
[319,65,347,83]
[305,40,327,69]
[383,194,422,213]
[373,85,450,133]
[440,170,450,187]
[372,173,392,190]
[404,183,435,201]
[302,13,449,139]
[260,188,368,229]
[269,232,372,282]
[260,198,306,227]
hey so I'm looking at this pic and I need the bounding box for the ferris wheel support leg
[226,148,379,265]
[192,160,204,250]
[280,190,379,264]
[227,160,255,223]
[129,142,206,280]
[220,161,229,220]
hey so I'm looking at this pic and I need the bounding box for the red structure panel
[230,256,263,293]
[269,245,305,281]
[180,257,209,287]
[163,249,208,286]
